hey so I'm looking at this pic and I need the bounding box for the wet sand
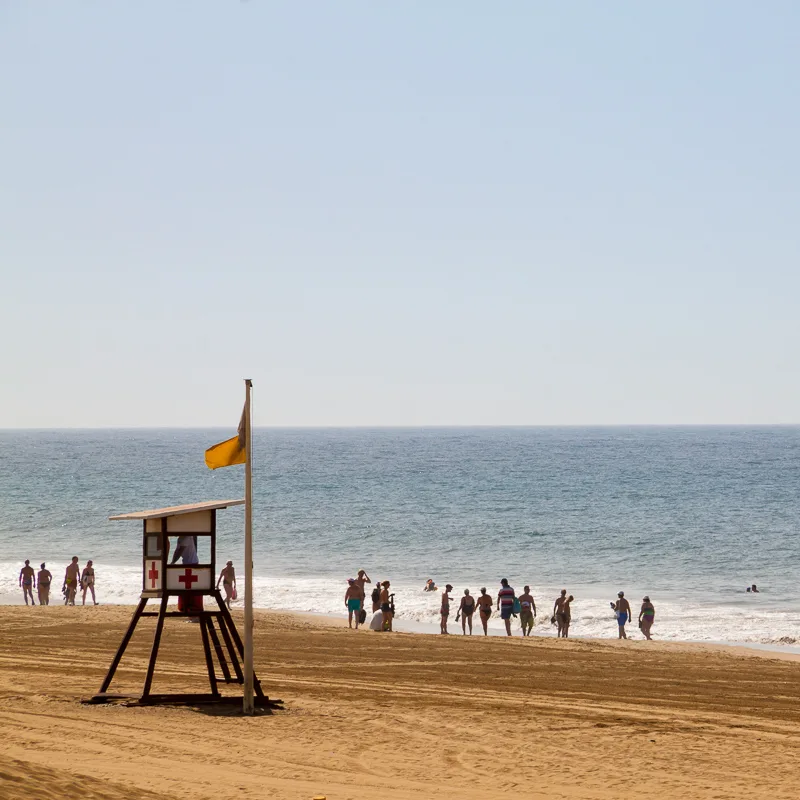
[1,605,799,799]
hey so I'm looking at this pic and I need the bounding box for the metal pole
[243,378,254,714]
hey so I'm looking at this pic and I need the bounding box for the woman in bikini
[81,560,97,606]
[458,589,476,635]
[476,587,493,636]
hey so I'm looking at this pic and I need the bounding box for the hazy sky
[2,2,798,427]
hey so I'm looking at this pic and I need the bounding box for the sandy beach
[1,606,800,800]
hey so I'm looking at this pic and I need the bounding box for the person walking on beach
[380,581,394,632]
[440,584,453,634]
[561,595,574,638]
[63,557,80,606]
[19,560,36,605]
[639,596,655,640]
[216,561,237,608]
[81,560,97,605]
[518,586,536,636]
[458,588,476,635]
[345,579,362,629]
[496,578,516,637]
[553,590,568,637]
[612,591,631,639]
[37,563,52,606]
[476,588,493,635]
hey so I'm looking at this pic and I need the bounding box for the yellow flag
[205,408,246,469]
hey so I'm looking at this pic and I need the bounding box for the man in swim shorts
[345,579,362,629]
[496,578,516,637]
[553,589,568,637]
[354,569,371,608]
[476,588,493,636]
[216,560,237,608]
[37,563,52,606]
[518,585,536,636]
[440,584,453,634]
[613,591,631,639]
[19,560,36,605]
[63,557,80,606]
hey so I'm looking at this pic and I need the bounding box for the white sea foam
[3,561,799,648]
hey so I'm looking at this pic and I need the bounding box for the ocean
[1,427,799,645]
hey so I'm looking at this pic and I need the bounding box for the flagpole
[243,378,254,715]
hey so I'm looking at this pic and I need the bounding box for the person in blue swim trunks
[344,578,362,629]
[612,591,632,639]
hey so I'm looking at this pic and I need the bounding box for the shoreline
[4,599,800,661]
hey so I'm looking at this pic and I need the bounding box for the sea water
[1,427,799,645]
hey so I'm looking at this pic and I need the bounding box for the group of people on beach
[352,575,659,640]
[344,570,395,631]
[18,557,96,606]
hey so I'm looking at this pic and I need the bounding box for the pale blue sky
[2,2,798,426]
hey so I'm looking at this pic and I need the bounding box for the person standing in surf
[371,581,382,613]
[19,560,36,605]
[639,596,655,640]
[345,579,362,629]
[496,578,516,637]
[440,584,453,634]
[380,581,394,632]
[612,591,631,639]
[553,589,568,637]
[518,586,536,636]
[476,588,493,635]
[561,594,574,638]
[458,588,476,635]
[216,560,237,609]
[63,557,80,606]
[353,569,371,610]
[81,560,97,605]
[37,563,52,606]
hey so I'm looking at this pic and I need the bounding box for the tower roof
[109,499,244,521]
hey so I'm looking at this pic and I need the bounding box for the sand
[1,606,800,800]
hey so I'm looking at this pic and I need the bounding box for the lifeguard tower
[90,499,276,708]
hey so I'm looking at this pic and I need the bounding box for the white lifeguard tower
[90,499,276,708]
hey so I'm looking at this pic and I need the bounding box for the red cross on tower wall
[178,568,199,589]
[148,562,159,589]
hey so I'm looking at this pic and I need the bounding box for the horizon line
[2,423,800,431]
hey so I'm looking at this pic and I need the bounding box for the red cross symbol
[179,568,199,590]
[148,561,159,588]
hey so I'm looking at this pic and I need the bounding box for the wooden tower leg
[214,591,265,698]
[216,613,244,683]
[199,614,220,696]
[97,597,148,694]
[142,593,169,699]
[206,617,233,683]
